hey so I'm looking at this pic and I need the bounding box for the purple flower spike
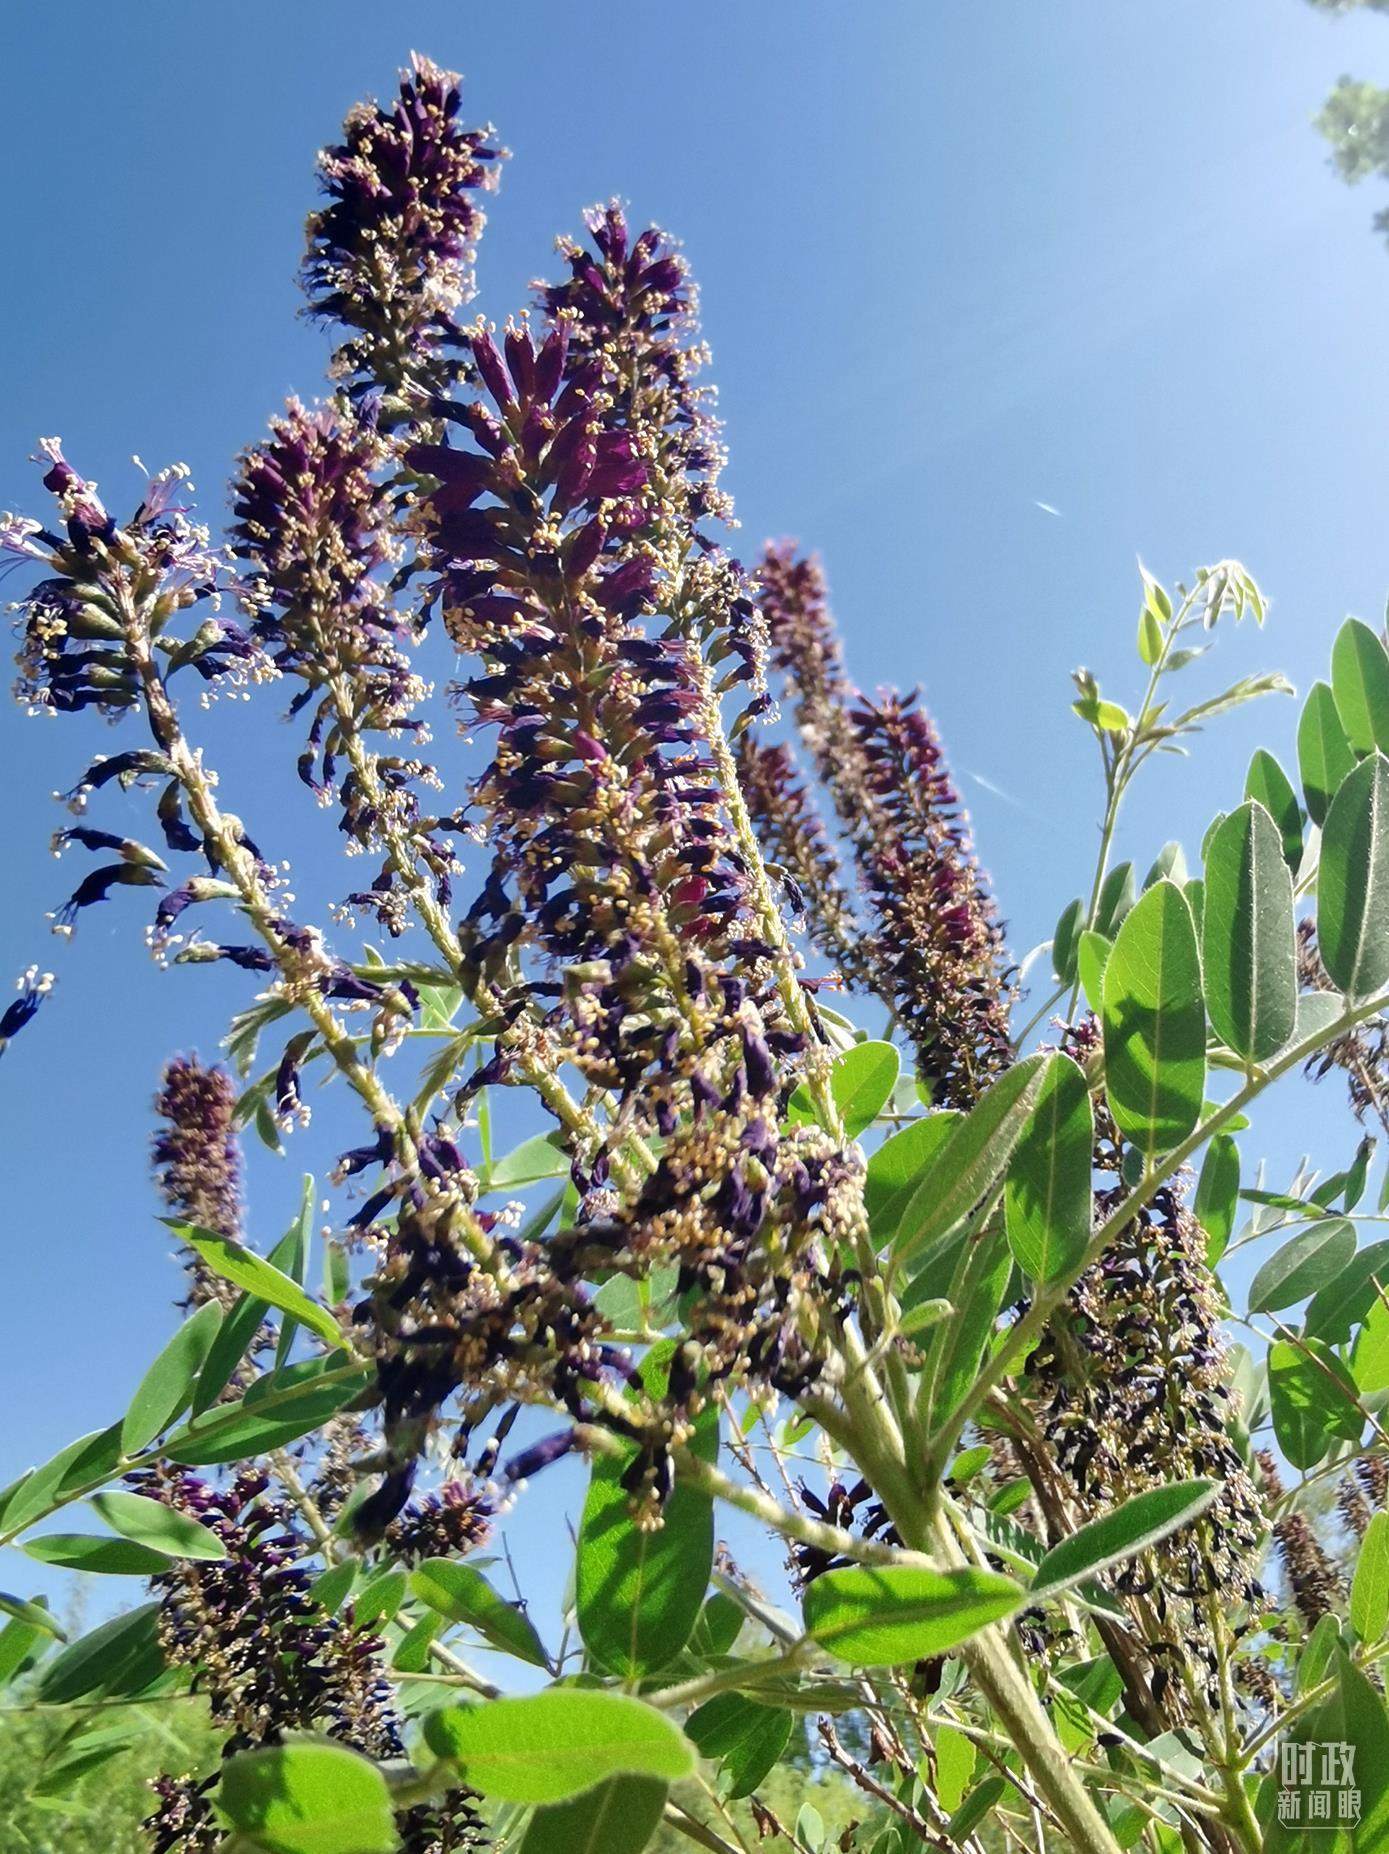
[303,54,504,407]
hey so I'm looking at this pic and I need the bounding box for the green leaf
[392,1612,442,1673]
[1077,930,1112,1016]
[1299,1615,1343,1698]
[1029,1482,1218,1601]
[796,1807,826,1854]
[1094,862,1136,939]
[1347,1134,1376,1211]
[89,1490,227,1561]
[933,1723,977,1814]
[274,1175,317,1369]
[1141,567,1173,625]
[788,1040,900,1139]
[1089,699,1130,732]
[193,1201,317,1415]
[167,1369,371,1465]
[1137,606,1164,666]
[1298,680,1357,828]
[829,1040,900,1138]
[947,1445,993,1487]
[353,1568,406,1627]
[1102,881,1206,1158]
[723,1706,795,1799]
[481,1131,569,1192]
[1336,1656,1389,1849]
[0,1592,63,1643]
[1270,1339,1364,1469]
[1307,1239,1389,1344]
[2,1423,125,1538]
[948,1777,1006,1843]
[1245,749,1304,874]
[684,1692,768,1758]
[1318,752,1389,999]
[1143,842,1188,890]
[1332,616,1389,757]
[802,1565,1024,1666]
[576,1343,717,1678]
[923,1231,1013,1436]
[1353,1512,1389,1645]
[690,1592,744,1658]
[1052,897,1084,986]
[215,1740,398,1854]
[1354,1291,1389,1395]
[423,1690,694,1805]
[1248,1219,1356,1314]
[192,1292,268,1419]
[899,1297,953,1338]
[411,1560,549,1668]
[21,1534,173,1576]
[1004,1054,1094,1285]
[1293,991,1347,1054]
[1185,876,1205,940]
[521,1775,667,1854]
[892,1056,1050,1268]
[1194,1133,1240,1264]
[120,1301,223,1453]
[31,1725,145,1797]
[1201,802,1297,1063]
[866,1113,960,1238]
[1167,671,1293,733]
[169,1223,348,1353]
[0,1633,44,1692]
[36,1603,162,1704]
[311,1560,358,1618]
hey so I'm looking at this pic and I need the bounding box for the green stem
[662,1804,744,1854]
[648,1644,812,1714]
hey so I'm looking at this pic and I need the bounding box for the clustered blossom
[138,1468,487,1850]
[153,1056,243,1242]
[1024,1181,1268,1717]
[382,227,859,1500]
[303,53,503,407]
[153,1054,246,1314]
[538,202,733,533]
[4,444,283,943]
[8,441,242,720]
[535,202,769,731]
[850,689,1015,1101]
[413,309,778,1105]
[1258,1451,1345,1629]
[748,543,1015,1106]
[387,1475,495,1562]
[1336,1455,1389,1541]
[230,400,459,932]
[734,737,873,986]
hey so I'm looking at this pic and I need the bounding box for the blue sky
[3,0,1389,1626]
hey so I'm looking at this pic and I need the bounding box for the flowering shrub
[4,51,1389,1854]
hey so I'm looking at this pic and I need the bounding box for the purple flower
[231,401,457,928]
[0,967,52,1055]
[302,54,504,405]
[753,543,1016,1106]
[10,444,237,719]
